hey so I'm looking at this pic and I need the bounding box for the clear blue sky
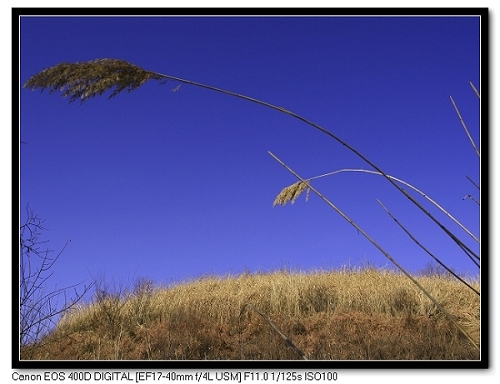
[19,15,481,297]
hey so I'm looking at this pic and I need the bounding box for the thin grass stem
[239,303,307,360]
[376,199,480,293]
[469,81,480,99]
[449,95,480,158]
[304,168,479,245]
[149,69,479,262]
[466,175,480,190]
[24,60,479,266]
[268,150,479,351]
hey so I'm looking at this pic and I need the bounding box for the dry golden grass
[273,181,311,206]
[21,268,480,360]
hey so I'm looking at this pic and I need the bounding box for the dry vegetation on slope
[21,60,480,362]
[21,268,480,360]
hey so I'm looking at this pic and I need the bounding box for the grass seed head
[23,58,163,103]
[273,181,310,206]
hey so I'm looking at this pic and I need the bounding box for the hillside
[20,268,480,360]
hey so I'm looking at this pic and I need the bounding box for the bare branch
[19,205,93,349]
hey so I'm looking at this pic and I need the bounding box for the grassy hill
[20,268,480,360]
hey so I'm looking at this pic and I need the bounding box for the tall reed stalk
[23,59,480,353]
[268,151,479,350]
[23,59,478,264]
[273,167,480,289]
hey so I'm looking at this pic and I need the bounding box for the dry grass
[21,268,480,360]
[21,62,480,361]
[273,181,311,206]
[23,59,162,103]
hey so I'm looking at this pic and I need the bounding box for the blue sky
[19,14,481,298]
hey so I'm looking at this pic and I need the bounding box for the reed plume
[273,181,310,206]
[23,59,162,103]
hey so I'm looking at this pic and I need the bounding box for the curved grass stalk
[290,168,480,246]
[23,59,479,263]
[376,199,479,295]
[268,151,479,351]
[274,167,479,281]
